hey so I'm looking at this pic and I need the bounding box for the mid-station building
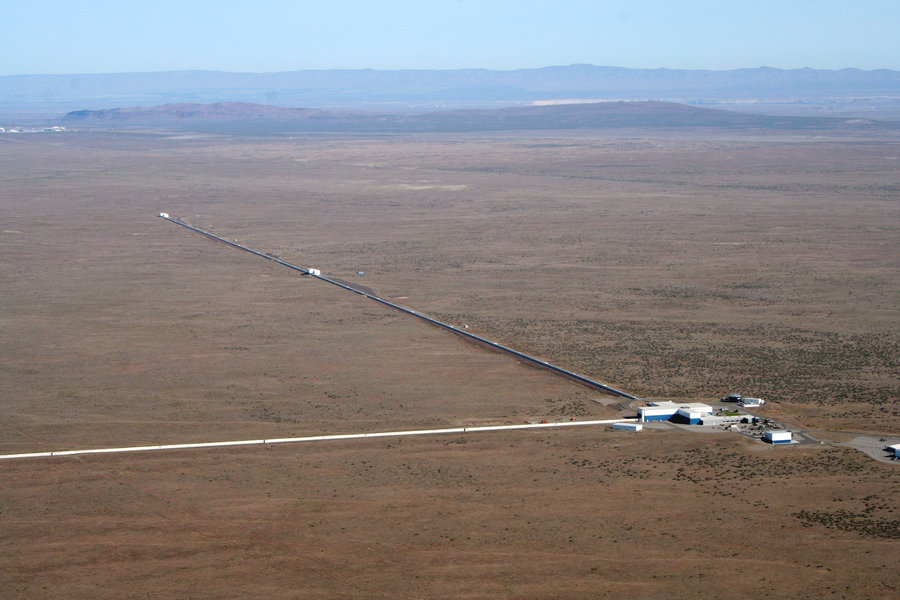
[637,401,714,424]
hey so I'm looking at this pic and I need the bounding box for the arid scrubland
[1,129,899,598]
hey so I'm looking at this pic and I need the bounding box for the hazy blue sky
[3,0,898,75]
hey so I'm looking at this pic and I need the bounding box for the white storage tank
[764,430,792,444]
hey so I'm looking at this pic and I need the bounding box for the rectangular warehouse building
[637,401,713,424]
[612,422,643,432]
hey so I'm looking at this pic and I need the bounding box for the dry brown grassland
[1,129,899,598]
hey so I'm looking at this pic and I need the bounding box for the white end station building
[637,401,714,425]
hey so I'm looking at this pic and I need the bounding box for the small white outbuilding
[764,430,792,444]
[158,212,169,218]
[612,422,642,432]
[740,397,766,407]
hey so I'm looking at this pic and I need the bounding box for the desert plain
[1,126,900,598]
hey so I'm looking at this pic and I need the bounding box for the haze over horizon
[4,0,899,76]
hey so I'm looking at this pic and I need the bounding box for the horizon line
[3,64,900,78]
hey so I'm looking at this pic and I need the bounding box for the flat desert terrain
[2,128,899,598]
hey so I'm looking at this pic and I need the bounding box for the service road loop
[0,418,635,461]
[158,215,636,400]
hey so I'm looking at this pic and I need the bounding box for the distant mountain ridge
[60,100,898,134]
[4,65,900,115]
[64,102,326,120]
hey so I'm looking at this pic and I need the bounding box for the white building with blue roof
[637,401,713,424]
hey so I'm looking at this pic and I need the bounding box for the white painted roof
[647,401,713,411]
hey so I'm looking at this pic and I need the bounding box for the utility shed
[888,444,900,458]
[158,212,169,218]
[612,422,642,432]
[764,430,792,444]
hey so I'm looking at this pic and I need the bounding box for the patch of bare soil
[1,130,899,598]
